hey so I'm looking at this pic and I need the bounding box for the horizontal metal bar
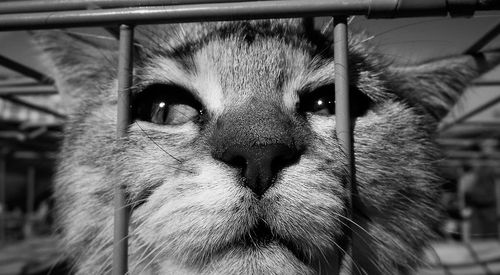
[0,0,250,15]
[0,95,66,119]
[0,0,497,31]
[0,55,54,84]
[0,85,57,96]
[0,0,368,30]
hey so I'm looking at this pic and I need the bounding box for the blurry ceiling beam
[439,127,500,139]
[0,78,38,87]
[0,54,53,85]
[0,139,59,152]
[464,20,500,54]
[440,159,500,167]
[0,130,62,141]
[471,81,500,86]
[0,131,25,140]
[0,95,66,119]
[19,121,62,130]
[445,150,500,159]
[436,137,500,146]
[437,138,477,147]
[0,85,57,96]
[26,126,47,139]
[12,151,56,160]
[459,121,500,126]
[438,94,500,132]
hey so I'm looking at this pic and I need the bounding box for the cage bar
[0,0,494,31]
[496,178,500,238]
[113,24,134,275]
[0,0,250,14]
[0,156,5,243]
[333,16,355,271]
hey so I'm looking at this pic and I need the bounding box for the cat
[34,18,500,275]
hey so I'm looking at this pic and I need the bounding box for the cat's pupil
[312,97,335,115]
[133,83,202,125]
[299,85,336,116]
[299,85,372,117]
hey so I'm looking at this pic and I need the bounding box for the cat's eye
[133,84,203,125]
[299,84,372,117]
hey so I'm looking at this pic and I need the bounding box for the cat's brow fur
[34,18,500,275]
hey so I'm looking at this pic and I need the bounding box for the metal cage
[1,0,500,274]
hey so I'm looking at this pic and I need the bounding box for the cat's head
[35,19,499,274]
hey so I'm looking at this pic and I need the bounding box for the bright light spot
[317,100,323,105]
[159,102,166,108]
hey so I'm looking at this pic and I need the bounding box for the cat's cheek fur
[131,162,257,266]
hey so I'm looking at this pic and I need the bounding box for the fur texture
[34,19,500,275]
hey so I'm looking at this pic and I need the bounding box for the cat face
[35,19,498,275]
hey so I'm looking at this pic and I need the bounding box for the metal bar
[0,0,252,14]
[495,178,500,239]
[439,94,500,132]
[0,96,66,119]
[0,55,53,84]
[0,85,58,96]
[0,155,5,244]
[0,0,496,31]
[464,21,500,54]
[0,0,369,30]
[113,24,133,275]
[1,0,493,17]
[334,16,355,274]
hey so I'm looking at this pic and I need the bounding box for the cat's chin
[233,220,314,266]
[189,242,320,275]
[195,221,341,275]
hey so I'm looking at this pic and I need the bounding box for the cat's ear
[32,30,119,111]
[389,51,500,120]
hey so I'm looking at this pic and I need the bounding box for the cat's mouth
[235,220,311,265]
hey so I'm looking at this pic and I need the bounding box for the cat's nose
[221,144,299,197]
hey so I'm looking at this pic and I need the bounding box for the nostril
[270,146,299,175]
[221,148,248,178]
[225,154,247,168]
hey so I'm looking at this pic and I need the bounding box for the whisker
[58,29,117,42]
[372,18,447,38]
[134,121,182,164]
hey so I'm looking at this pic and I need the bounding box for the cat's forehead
[136,20,329,112]
[137,19,309,52]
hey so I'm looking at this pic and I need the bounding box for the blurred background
[0,11,500,275]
